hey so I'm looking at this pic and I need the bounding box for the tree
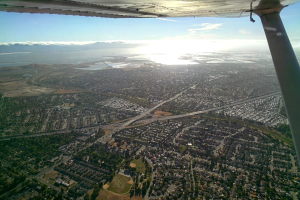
[91,185,100,200]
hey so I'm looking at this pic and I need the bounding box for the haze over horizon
[1,2,300,68]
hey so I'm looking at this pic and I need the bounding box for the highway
[0,91,280,142]
[133,92,281,125]
[97,83,198,143]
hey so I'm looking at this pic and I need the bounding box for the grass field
[97,174,133,200]
[179,145,187,153]
[41,170,59,184]
[130,158,146,174]
[108,174,132,194]
[97,189,130,200]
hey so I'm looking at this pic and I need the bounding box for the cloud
[239,29,251,35]
[156,18,177,22]
[188,23,223,33]
[0,40,145,46]
[0,39,166,46]
[0,41,98,46]
[0,52,31,55]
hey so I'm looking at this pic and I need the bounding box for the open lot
[154,110,172,117]
[130,158,146,174]
[0,81,55,97]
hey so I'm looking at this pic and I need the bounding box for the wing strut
[255,6,300,165]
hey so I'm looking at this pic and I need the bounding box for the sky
[0,2,299,45]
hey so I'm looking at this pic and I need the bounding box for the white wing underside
[0,0,299,18]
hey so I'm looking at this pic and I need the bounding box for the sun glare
[134,39,266,65]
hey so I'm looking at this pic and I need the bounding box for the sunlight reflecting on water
[134,39,267,65]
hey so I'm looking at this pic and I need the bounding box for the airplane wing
[0,0,299,18]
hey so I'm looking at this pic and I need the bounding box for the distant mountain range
[0,41,141,67]
[0,41,139,53]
